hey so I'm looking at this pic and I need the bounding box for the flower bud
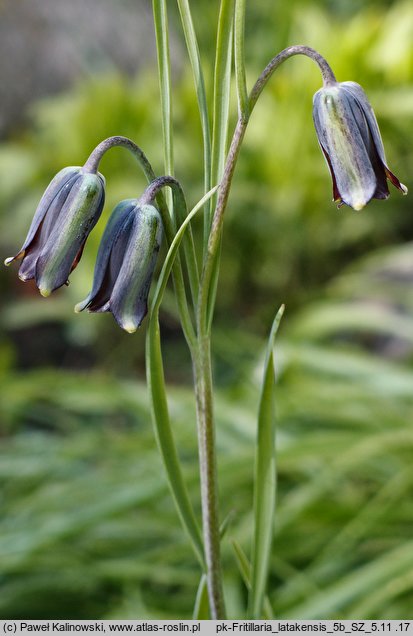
[5,166,105,296]
[313,81,407,210]
[75,200,163,333]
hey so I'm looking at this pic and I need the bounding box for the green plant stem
[204,0,235,332]
[249,44,336,110]
[152,0,174,179]
[176,0,212,253]
[151,4,202,309]
[140,176,199,309]
[200,45,336,333]
[210,0,235,223]
[83,137,172,235]
[201,117,247,334]
[193,45,336,619]
[146,186,218,575]
[191,123,244,616]
[84,135,157,181]
[146,317,204,568]
[234,0,248,118]
[193,336,225,619]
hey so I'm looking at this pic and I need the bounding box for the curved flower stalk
[76,199,163,333]
[313,81,407,210]
[5,166,105,296]
[83,139,197,347]
[195,43,409,619]
[4,135,196,346]
[4,7,410,619]
[201,46,408,332]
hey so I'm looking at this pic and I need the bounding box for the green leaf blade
[234,0,249,118]
[175,0,212,249]
[249,304,284,618]
[232,539,274,619]
[145,317,205,569]
[193,574,210,619]
[152,0,174,180]
[150,186,218,315]
[211,0,235,190]
[145,188,218,572]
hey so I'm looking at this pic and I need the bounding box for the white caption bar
[0,621,412,636]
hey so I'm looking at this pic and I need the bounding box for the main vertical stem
[193,45,335,619]
[194,336,226,619]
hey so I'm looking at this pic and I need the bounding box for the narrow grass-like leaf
[145,187,218,570]
[204,0,235,330]
[150,186,219,315]
[211,0,235,203]
[170,185,199,309]
[175,0,212,250]
[234,0,249,118]
[232,539,274,619]
[151,1,203,331]
[152,0,174,180]
[146,317,204,569]
[350,568,413,618]
[286,540,413,619]
[152,0,201,312]
[249,304,284,618]
[220,510,235,539]
[193,574,209,619]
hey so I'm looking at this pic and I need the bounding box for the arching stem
[84,136,196,347]
[199,46,336,334]
[194,46,336,619]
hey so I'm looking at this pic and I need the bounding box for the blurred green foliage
[1,0,413,620]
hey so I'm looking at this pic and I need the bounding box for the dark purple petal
[319,143,342,204]
[75,199,137,313]
[16,172,82,281]
[385,167,407,193]
[313,80,407,208]
[313,85,376,209]
[341,82,407,195]
[35,172,105,296]
[87,214,135,312]
[4,168,81,269]
[109,204,163,333]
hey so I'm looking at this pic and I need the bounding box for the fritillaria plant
[5,0,407,620]
[313,80,407,209]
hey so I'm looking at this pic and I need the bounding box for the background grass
[1,0,413,619]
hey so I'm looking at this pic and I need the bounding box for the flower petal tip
[39,287,51,298]
[122,320,138,334]
[5,250,24,266]
[352,201,366,211]
[401,183,408,195]
[74,300,88,313]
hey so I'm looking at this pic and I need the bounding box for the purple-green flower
[5,166,105,296]
[313,81,407,210]
[75,199,163,333]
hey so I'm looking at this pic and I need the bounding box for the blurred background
[1,0,413,620]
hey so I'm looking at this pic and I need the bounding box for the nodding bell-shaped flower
[313,81,407,211]
[75,199,163,333]
[5,166,105,296]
